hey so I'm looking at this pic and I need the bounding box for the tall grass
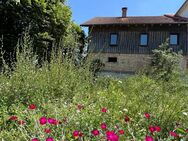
[0,36,188,140]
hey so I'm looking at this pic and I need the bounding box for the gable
[176,0,188,17]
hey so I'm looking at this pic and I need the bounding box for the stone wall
[91,53,188,72]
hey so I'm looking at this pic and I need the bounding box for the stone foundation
[91,53,188,72]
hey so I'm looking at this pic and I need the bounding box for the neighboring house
[81,1,188,72]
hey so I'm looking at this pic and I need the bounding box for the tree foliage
[0,0,84,65]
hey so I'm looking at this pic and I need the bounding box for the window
[170,34,179,45]
[110,33,118,46]
[108,57,117,63]
[140,33,148,46]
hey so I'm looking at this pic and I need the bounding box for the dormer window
[110,33,118,46]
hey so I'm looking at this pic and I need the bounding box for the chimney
[122,7,127,17]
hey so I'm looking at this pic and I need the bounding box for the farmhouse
[81,1,188,72]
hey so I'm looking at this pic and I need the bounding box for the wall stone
[91,53,151,72]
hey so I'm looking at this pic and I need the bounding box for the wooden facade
[88,24,188,55]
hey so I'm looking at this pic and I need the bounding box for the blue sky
[67,0,185,32]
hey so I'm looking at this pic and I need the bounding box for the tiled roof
[81,15,188,26]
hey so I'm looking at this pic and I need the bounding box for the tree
[147,40,182,81]
[0,0,79,65]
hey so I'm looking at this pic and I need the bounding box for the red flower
[124,115,130,122]
[101,123,107,130]
[44,128,51,134]
[92,129,100,136]
[149,126,156,133]
[48,118,59,125]
[46,137,54,141]
[31,138,39,141]
[118,129,124,135]
[29,104,36,110]
[18,120,25,125]
[145,136,153,141]
[106,131,119,141]
[79,132,84,137]
[77,104,84,110]
[101,108,107,113]
[9,116,18,121]
[39,117,47,125]
[144,113,150,119]
[155,126,161,132]
[73,130,79,138]
[170,131,178,137]
[186,129,188,133]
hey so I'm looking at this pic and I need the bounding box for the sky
[67,0,185,32]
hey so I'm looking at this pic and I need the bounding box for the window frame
[139,33,149,47]
[170,33,179,46]
[109,33,118,46]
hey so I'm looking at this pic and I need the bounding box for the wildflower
[31,138,39,141]
[144,113,150,119]
[44,128,51,134]
[46,137,54,141]
[9,116,18,121]
[48,118,58,125]
[145,136,153,141]
[29,104,36,110]
[186,129,188,133]
[18,120,25,125]
[170,131,178,137]
[106,131,119,141]
[79,132,84,137]
[39,117,47,125]
[124,115,130,122]
[73,130,79,138]
[149,126,156,133]
[101,107,107,113]
[118,129,124,135]
[77,104,84,110]
[92,129,100,136]
[155,126,161,132]
[101,123,107,130]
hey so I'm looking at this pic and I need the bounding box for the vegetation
[0,37,188,141]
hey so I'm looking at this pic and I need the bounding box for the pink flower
[101,123,107,130]
[31,138,39,141]
[73,130,79,138]
[118,130,124,135]
[46,137,54,141]
[18,120,25,125]
[48,118,58,125]
[106,131,119,141]
[124,115,130,122]
[92,129,100,136]
[155,126,161,132]
[9,116,18,121]
[145,136,153,141]
[44,128,51,134]
[170,131,178,137]
[29,104,36,110]
[39,117,47,125]
[101,107,107,113]
[144,113,150,119]
[149,126,156,133]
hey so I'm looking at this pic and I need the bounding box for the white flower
[182,112,188,116]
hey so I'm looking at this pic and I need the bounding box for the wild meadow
[0,37,188,141]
